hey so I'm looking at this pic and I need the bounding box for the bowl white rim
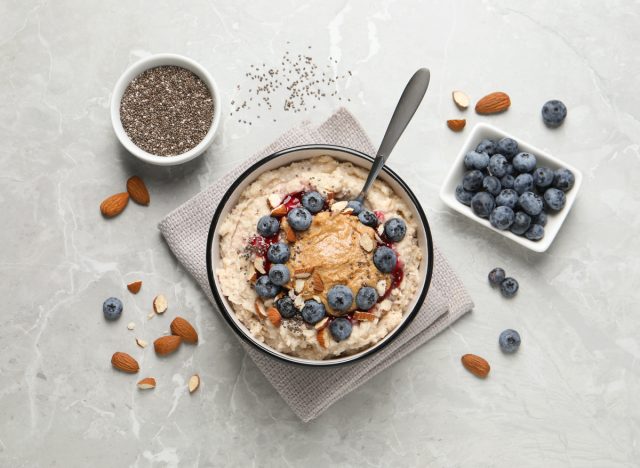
[110,53,221,166]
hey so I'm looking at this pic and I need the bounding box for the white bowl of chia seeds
[111,53,221,166]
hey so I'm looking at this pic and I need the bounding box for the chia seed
[120,66,214,156]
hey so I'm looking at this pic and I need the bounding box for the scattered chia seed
[120,66,214,156]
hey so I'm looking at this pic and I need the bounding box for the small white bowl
[440,123,582,253]
[110,53,221,166]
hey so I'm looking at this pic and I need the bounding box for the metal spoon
[353,68,431,206]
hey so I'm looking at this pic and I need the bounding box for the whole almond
[126,176,150,205]
[100,193,129,218]
[111,352,139,373]
[137,377,156,390]
[452,90,470,109]
[461,354,490,378]
[475,92,511,115]
[447,119,466,132]
[127,280,142,294]
[170,316,198,344]
[154,335,181,356]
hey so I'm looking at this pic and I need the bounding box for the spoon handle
[355,68,431,202]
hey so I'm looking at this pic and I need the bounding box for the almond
[354,311,376,321]
[376,280,387,297]
[452,90,470,109]
[188,374,200,393]
[267,307,282,327]
[475,92,511,115]
[281,218,296,243]
[153,335,181,356]
[135,338,148,348]
[100,192,129,218]
[270,204,288,217]
[294,279,305,294]
[461,354,490,378]
[330,200,348,213]
[317,328,327,349]
[126,176,150,205]
[137,377,156,390]
[254,299,267,319]
[314,317,329,330]
[447,119,466,132]
[153,294,168,314]
[359,233,374,252]
[127,280,142,294]
[379,299,392,312]
[170,317,198,344]
[310,272,324,292]
[294,267,314,279]
[253,257,266,275]
[111,352,139,373]
[294,294,305,309]
[267,194,282,209]
[127,322,136,330]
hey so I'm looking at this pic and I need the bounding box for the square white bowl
[439,122,582,253]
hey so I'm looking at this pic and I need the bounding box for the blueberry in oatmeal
[384,218,407,242]
[267,242,290,264]
[255,275,280,298]
[330,317,353,341]
[257,215,279,237]
[287,207,312,231]
[373,246,397,273]
[356,286,378,311]
[268,264,290,286]
[302,191,325,213]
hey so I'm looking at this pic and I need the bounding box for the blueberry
[268,264,290,286]
[499,329,521,353]
[532,211,548,227]
[496,137,519,159]
[518,192,544,216]
[276,296,298,319]
[103,297,123,321]
[504,164,515,176]
[373,246,397,273]
[488,154,509,177]
[384,218,407,242]
[356,286,378,310]
[358,209,379,228]
[347,200,363,214]
[513,173,534,195]
[525,224,545,241]
[476,138,497,155]
[512,152,537,173]
[501,175,515,189]
[488,267,506,287]
[541,100,567,127]
[533,167,554,189]
[287,207,312,231]
[327,285,354,312]
[257,216,280,237]
[489,206,515,230]
[510,211,532,235]
[482,176,502,196]
[464,151,490,170]
[462,170,484,192]
[301,299,326,324]
[554,168,575,192]
[267,242,290,264]
[500,277,519,298]
[301,191,325,213]
[329,317,353,342]
[470,192,496,218]
[495,189,518,210]
[255,275,280,298]
[455,184,474,206]
[544,188,566,211]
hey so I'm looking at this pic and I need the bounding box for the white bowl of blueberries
[440,122,582,253]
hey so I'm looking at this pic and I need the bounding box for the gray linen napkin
[159,108,473,422]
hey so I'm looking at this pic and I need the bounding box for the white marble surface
[1,0,639,466]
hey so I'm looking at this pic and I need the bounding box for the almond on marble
[188,374,200,393]
[153,294,168,314]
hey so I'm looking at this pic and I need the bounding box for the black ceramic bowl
[206,144,434,366]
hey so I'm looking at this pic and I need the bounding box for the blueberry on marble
[103,297,123,321]
[518,192,544,216]
[482,176,502,196]
[327,285,354,312]
[356,286,378,311]
[500,277,519,298]
[488,267,506,287]
[488,154,509,178]
[533,166,554,189]
[268,264,290,286]
[347,200,363,215]
[276,296,298,319]
[462,170,485,192]
[257,215,280,237]
[499,329,521,353]
[384,218,407,242]
[255,275,280,298]
[525,224,545,241]
[358,209,379,228]
[267,242,290,264]
[544,188,566,211]
[489,206,515,230]
[301,191,325,213]
[541,100,567,128]
[470,192,496,218]
[510,211,532,235]
[476,138,497,155]
[373,246,397,273]
[496,137,519,159]
[513,152,537,173]
[287,207,312,231]
[532,211,548,227]
[554,168,575,192]
[455,184,474,206]
[301,299,326,324]
[495,189,518,210]
[464,151,490,170]
[513,173,534,195]
[329,317,353,342]
[501,175,515,189]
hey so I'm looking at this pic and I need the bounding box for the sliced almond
[267,307,282,327]
[153,294,168,314]
[317,328,327,349]
[249,271,258,283]
[294,267,314,279]
[254,299,267,319]
[359,234,374,252]
[452,90,470,109]
[135,338,148,348]
[127,322,136,330]
[376,280,387,297]
[342,208,354,215]
[314,317,329,330]
[313,295,322,303]
[294,294,305,309]
[330,200,348,213]
[326,192,335,204]
[267,194,282,209]
[377,224,385,236]
[379,299,392,312]
[127,280,142,294]
[288,288,296,299]
[137,377,156,390]
[188,374,200,393]
[354,311,376,321]
[310,272,324,292]
[270,204,288,217]
[253,257,266,275]
[374,232,385,244]
[294,279,305,294]
[281,218,296,243]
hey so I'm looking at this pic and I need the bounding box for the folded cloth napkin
[159,108,473,422]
